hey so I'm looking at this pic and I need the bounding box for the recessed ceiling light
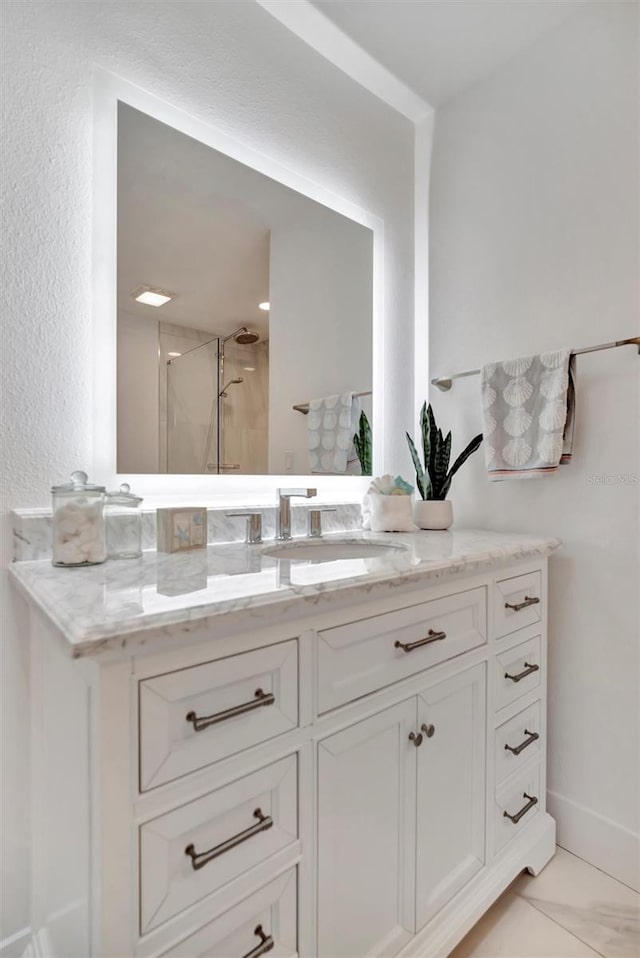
[131,286,175,307]
[258,301,270,311]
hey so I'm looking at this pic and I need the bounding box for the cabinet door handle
[505,595,540,612]
[504,729,539,755]
[421,723,436,739]
[186,688,275,732]
[395,629,446,653]
[241,925,274,958]
[504,662,539,683]
[185,808,273,871]
[409,730,424,747]
[503,792,538,824]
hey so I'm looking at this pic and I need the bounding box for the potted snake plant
[406,403,483,530]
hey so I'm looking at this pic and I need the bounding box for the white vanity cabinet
[19,546,557,958]
[317,663,486,957]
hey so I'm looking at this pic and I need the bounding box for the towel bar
[431,336,640,392]
[293,389,372,414]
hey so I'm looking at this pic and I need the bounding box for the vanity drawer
[495,700,542,787]
[140,755,298,934]
[494,763,541,854]
[156,868,297,957]
[494,571,542,639]
[139,640,298,791]
[316,587,487,713]
[494,634,541,713]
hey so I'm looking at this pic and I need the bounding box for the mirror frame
[93,69,385,498]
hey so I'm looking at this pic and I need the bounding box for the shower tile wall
[222,339,269,475]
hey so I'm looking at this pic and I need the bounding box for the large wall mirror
[116,103,374,477]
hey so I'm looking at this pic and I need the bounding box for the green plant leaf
[441,433,483,499]
[353,411,372,475]
[426,404,439,482]
[406,432,428,500]
[432,430,452,499]
[419,403,429,476]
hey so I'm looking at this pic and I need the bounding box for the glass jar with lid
[105,483,143,559]
[51,470,107,567]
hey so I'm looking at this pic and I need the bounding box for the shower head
[222,326,260,345]
[235,328,260,345]
[218,377,244,398]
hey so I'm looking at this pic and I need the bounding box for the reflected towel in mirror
[308,392,360,474]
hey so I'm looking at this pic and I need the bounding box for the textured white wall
[0,1,415,943]
[429,1,639,887]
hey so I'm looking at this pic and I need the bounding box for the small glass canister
[105,483,143,559]
[51,470,107,567]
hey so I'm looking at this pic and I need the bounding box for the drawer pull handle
[505,595,540,612]
[395,629,447,653]
[409,730,423,747]
[185,808,273,871]
[186,688,275,732]
[503,792,538,824]
[505,729,539,755]
[242,925,274,958]
[504,662,539,684]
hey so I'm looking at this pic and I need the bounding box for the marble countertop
[9,529,561,658]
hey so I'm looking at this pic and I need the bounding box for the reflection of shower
[223,326,260,346]
[218,377,243,398]
[201,327,262,472]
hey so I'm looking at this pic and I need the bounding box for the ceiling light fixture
[243,366,256,372]
[258,301,270,311]
[131,286,175,307]
[168,352,182,358]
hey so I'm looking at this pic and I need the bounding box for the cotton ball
[54,542,83,565]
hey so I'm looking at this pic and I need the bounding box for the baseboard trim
[0,927,31,958]
[548,789,640,891]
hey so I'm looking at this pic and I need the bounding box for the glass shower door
[166,338,220,473]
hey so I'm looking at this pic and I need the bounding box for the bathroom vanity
[11,529,559,958]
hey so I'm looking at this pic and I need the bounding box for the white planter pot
[413,499,453,531]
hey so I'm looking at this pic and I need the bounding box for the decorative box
[157,507,207,553]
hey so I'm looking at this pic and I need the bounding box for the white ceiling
[118,105,272,337]
[310,1,586,107]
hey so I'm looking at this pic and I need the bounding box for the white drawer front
[317,587,487,713]
[156,868,297,957]
[495,700,542,787]
[140,755,298,934]
[494,571,542,639]
[494,764,541,854]
[494,634,542,712]
[139,641,298,791]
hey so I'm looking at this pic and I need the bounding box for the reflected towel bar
[431,337,640,392]
[293,390,372,414]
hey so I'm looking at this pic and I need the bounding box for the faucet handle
[308,507,337,539]
[226,511,263,544]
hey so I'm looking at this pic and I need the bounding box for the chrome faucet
[276,488,317,540]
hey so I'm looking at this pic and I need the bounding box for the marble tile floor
[449,847,639,958]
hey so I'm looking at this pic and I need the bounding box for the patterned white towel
[308,392,360,474]
[481,349,575,479]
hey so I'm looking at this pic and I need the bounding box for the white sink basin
[262,539,407,562]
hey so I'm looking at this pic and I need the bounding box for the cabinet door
[317,700,417,958]
[415,663,486,929]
